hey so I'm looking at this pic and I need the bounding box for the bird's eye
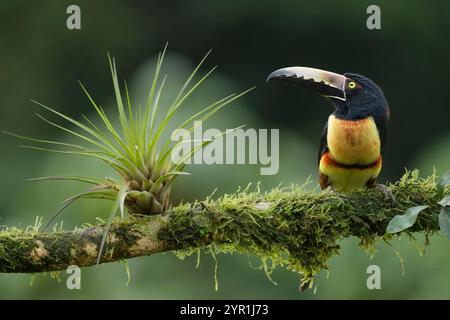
[348,81,356,89]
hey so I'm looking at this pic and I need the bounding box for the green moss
[0,170,447,287]
[159,170,447,289]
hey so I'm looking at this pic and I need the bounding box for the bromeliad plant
[7,46,251,223]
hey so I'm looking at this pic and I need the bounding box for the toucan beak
[267,67,347,101]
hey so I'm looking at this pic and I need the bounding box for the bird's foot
[372,183,396,202]
[324,185,351,199]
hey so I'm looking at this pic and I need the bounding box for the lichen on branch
[0,171,447,288]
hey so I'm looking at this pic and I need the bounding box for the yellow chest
[327,115,380,165]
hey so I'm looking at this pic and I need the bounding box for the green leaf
[437,171,450,198]
[386,205,429,233]
[438,195,450,207]
[26,175,105,185]
[3,131,86,150]
[438,171,450,188]
[97,183,128,265]
[439,206,450,239]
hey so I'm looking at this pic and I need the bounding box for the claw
[373,183,396,202]
[324,185,352,200]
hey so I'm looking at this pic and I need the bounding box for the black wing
[317,121,329,165]
[376,104,389,156]
[376,119,387,156]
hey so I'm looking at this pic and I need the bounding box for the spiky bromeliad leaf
[6,46,252,221]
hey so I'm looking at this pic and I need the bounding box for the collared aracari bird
[267,67,390,192]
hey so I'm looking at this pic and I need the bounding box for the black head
[333,73,389,122]
[267,67,390,123]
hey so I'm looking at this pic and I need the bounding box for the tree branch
[0,171,447,285]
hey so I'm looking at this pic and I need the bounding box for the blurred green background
[0,0,449,299]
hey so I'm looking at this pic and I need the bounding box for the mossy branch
[0,171,447,286]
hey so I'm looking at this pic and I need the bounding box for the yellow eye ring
[348,81,356,89]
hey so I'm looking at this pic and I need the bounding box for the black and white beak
[267,67,348,101]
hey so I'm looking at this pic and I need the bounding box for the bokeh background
[0,0,449,299]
